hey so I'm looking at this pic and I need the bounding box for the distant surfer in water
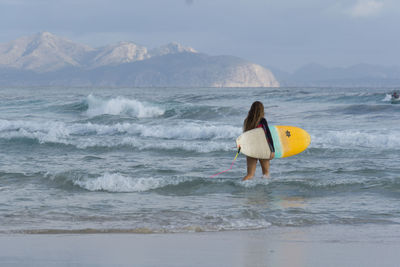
[392,91,399,100]
[242,101,275,181]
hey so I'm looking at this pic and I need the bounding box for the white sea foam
[382,94,392,102]
[86,94,164,118]
[239,177,271,187]
[3,118,400,151]
[73,173,271,193]
[178,217,272,232]
[69,137,233,152]
[220,218,272,230]
[2,118,399,151]
[0,119,71,145]
[0,119,240,143]
[119,137,233,153]
[73,173,183,192]
[131,123,241,140]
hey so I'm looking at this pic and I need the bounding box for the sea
[0,87,399,234]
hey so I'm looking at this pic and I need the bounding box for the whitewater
[0,87,399,233]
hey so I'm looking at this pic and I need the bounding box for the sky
[0,0,399,71]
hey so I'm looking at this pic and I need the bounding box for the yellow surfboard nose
[273,126,311,158]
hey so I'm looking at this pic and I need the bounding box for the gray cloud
[0,0,399,71]
[185,0,194,6]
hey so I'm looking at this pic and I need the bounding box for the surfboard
[391,97,400,104]
[236,126,311,159]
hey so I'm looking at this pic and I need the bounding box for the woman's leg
[259,159,271,178]
[243,157,258,181]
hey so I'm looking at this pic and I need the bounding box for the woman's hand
[270,152,275,160]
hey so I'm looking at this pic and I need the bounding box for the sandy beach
[1,224,399,267]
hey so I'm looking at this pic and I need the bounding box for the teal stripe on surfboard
[269,126,283,158]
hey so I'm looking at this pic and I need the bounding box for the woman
[242,101,275,181]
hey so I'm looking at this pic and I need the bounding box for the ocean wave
[0,119,71,145]
[341,104,396,115]
[2,118,399,153]
[331,92,387,103]
[284,92,387,104]
[0,131,235,154]
[71,173,273,193]
[310,130,400,149]
[118,138,234,153]
[73,173,185,192]
[49,100,88,114]
[174,105,242,120]
[0,119,241,146]
[70,174,262,193]
[4,169,398,198]
[130,123,241,140]
[86,94,165,118]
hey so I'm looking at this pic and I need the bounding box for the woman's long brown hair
[243,101,265,132]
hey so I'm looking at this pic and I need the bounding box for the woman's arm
[260,118,275,153]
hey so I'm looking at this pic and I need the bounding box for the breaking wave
[0,119,241,142]
[73,173,184,192]
[60,173,270,193]
[2,118,399,152]
[86,94,164,118]
[42,170,400,194]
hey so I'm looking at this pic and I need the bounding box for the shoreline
[1,224,399,267]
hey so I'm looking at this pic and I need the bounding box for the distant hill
[271,63,400,87]
[0,32,279,87]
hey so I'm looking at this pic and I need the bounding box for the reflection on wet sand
[242,227,307,267]
[241,194,308,266]
[279,197,306,209]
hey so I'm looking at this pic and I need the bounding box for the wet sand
[1,225,399,267]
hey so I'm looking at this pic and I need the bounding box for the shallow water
[0,87,399,233]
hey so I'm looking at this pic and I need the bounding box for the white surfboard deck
[236,128,271,159]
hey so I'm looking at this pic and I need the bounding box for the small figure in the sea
[392,91,399,99]
[242,101,275,181]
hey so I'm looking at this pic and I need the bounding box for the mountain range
[0,32,279,87]
[270,63,400,87]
